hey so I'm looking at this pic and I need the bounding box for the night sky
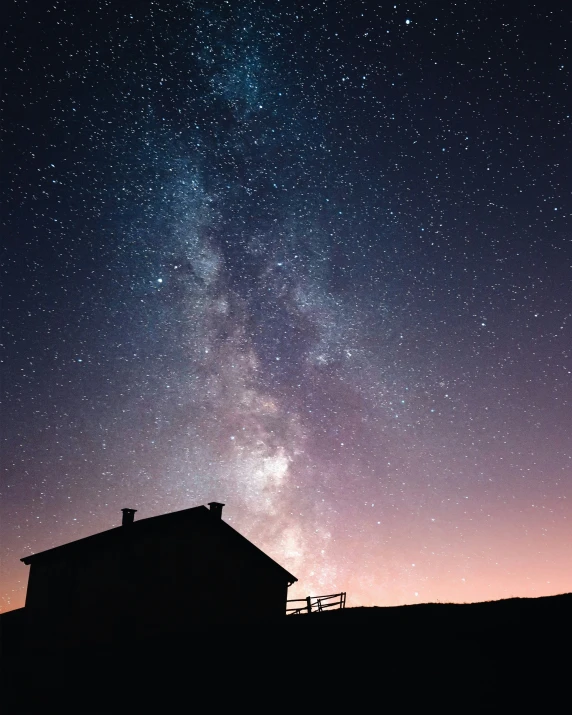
[2,0,571,612]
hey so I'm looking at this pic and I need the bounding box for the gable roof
[20,505,297,585]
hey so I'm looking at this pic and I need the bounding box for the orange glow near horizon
[4,495,571,614]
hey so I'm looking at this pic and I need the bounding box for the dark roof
[20,505,297,585]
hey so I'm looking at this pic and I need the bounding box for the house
[19,502,297,649]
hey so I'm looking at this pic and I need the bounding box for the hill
[3,592,570,712]
[283,591,572,636]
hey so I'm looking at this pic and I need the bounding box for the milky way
[2,1,571,610]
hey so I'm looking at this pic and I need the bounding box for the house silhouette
[19,502,297,649]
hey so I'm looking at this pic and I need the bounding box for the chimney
[121,508,137,526]
[207,502,225,520]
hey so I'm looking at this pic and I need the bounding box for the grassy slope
[3,593,570,711]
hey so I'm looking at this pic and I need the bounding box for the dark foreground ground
[2,593,571,712]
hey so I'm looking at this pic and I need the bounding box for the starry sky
[2,0,571,612]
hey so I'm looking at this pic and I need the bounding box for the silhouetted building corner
[14,502,297,651]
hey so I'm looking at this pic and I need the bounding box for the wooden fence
[286,592,346,615]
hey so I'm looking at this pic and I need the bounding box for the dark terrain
[2,593,570,711]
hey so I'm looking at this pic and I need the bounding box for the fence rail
[286,592,346,615]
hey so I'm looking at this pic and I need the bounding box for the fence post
[306,596,312,613]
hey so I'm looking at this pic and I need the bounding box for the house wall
[23,514,291,648]
[25,540,126,647]
[129,518,289,636]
